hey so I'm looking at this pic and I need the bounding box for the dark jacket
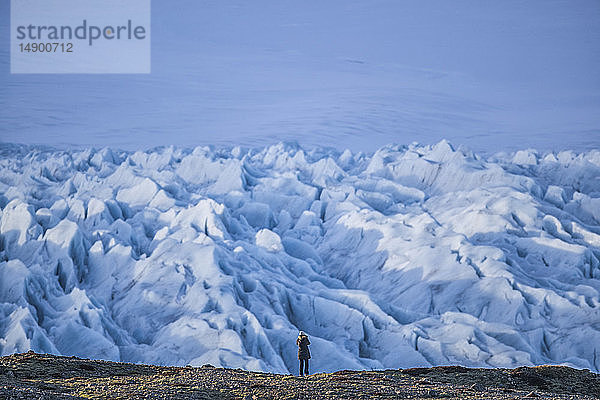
[297,335,311,360]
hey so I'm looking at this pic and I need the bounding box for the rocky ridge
[1,352,599,399]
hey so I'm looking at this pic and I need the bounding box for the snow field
[0,140,599,373]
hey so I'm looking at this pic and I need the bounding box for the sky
[1,0,599,154]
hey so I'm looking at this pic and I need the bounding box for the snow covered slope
[2,0,599,152]
[1,141,599,373]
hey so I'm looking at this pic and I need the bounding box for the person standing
[296,331,311,376]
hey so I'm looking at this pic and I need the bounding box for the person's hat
[299,331,306,336]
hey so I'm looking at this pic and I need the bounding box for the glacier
[0,140,599,374]
[3,0,599,153]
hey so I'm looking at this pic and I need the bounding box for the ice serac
[0,141,599,373]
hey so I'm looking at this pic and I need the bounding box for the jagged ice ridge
[1,141,599,373]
